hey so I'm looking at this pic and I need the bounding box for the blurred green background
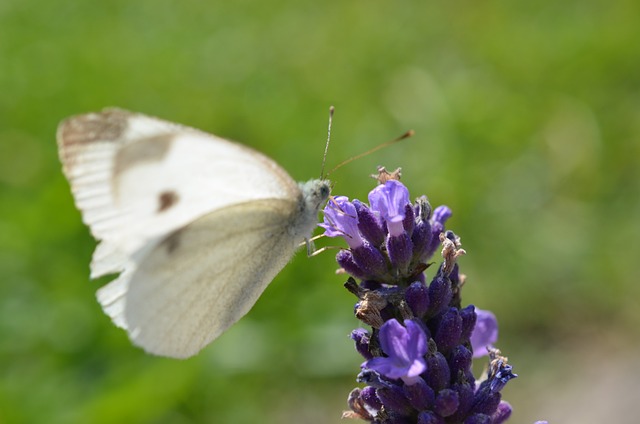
[1,0,639,423]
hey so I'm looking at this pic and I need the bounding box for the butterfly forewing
[57,109,300,256]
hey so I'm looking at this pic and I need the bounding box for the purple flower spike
[368,180,410,236]
[337,169,522,422]
[470,309,498,358]
[320,196,363,249]
[363,319,427,385]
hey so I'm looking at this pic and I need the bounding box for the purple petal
[432,205,452,225]
[319,196,363,248]
[368,181,410,236]
[364,356,402,378]
[378,319,407,361]
[405,358,427,378]
[405,319,428,359]
[367,319,429,381]
[470,309,498,358]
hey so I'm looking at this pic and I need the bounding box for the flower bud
[376,386,413,416]
[425,349,450,392]
[387,232,413,273]
[411,219,433,261]
[460,305,477,341]
[434,307,462,353]
[352,242,388,279]
[428,275,453,317]
[471,388,501,416]
[360,386,382,412]
[449,345,473,380]
[417,411,445,424]
[491,401,513,424]
[432,205,452,224]
[354,200,386,247]
[405,281,430,318]
[350,328,372,360]
[434,388,459,417]
[402,376,434,411]
[449,381,475,422]
[336,250,367,280]
[402,203,415,236]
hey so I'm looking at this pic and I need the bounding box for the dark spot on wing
[158,190,179,213]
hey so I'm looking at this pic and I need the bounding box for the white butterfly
[57,108,331,359]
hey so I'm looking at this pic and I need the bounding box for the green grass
[1,0,638,422]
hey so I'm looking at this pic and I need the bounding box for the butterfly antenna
[320,105,335,179]
[327,129,414,177]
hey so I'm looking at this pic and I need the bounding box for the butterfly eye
[320,184,331,199]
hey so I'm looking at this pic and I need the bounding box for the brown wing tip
[57,109,130,147]
[57,108,132,169]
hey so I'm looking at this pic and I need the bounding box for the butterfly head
[300,179,331,213]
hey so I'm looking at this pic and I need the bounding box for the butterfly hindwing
[97,198,302,358]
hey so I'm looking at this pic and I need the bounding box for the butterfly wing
[98,198,303,358]
[57,109,311,357]
[57,108,300,259]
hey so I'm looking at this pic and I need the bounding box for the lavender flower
[364,319,427,385]
[320,196,363,248]
[368,180,410,236]
[327,168,524,424]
